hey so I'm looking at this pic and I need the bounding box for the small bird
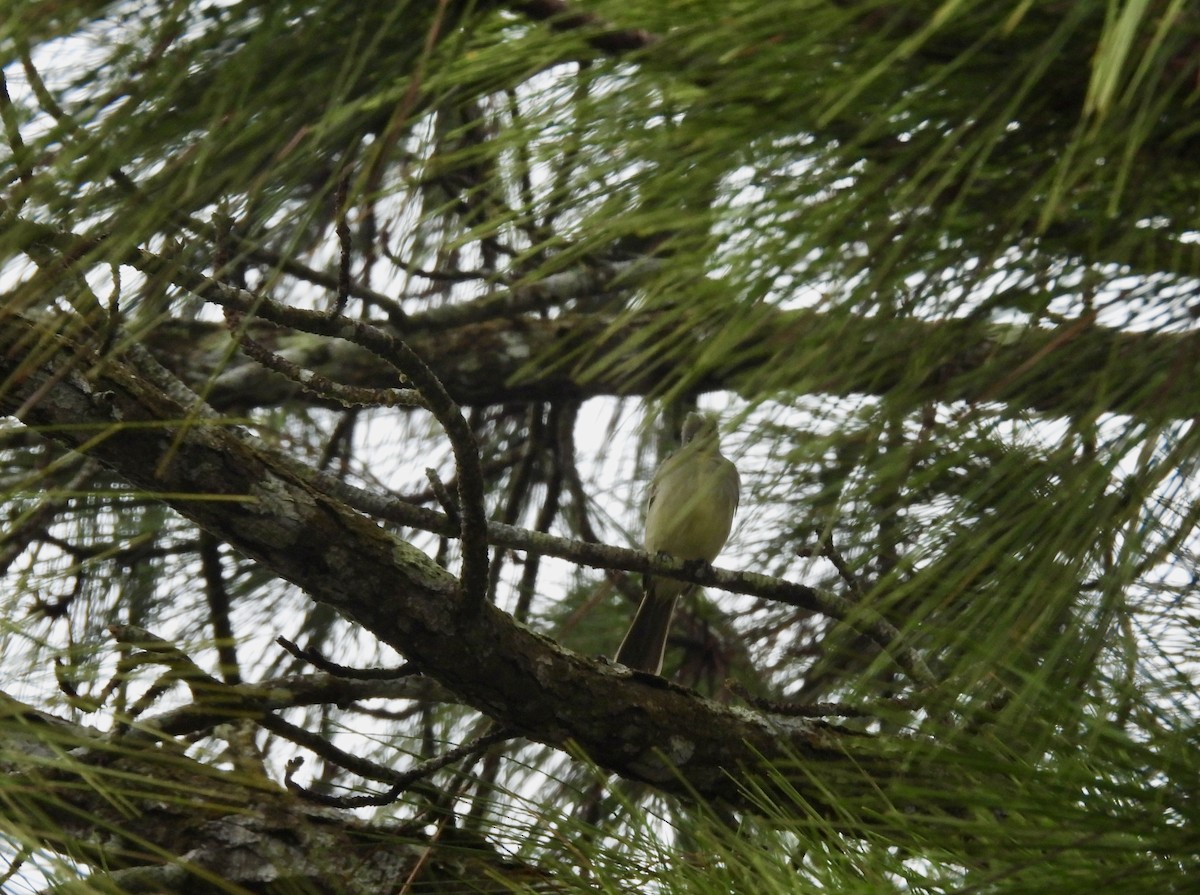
[616,412,740,674]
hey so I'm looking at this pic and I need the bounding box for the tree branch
[1,309,956,817]
[186,303,1200,423]
[0,691,542,893]
[15,220,1200,422]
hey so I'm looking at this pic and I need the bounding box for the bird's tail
[615,578,688,674]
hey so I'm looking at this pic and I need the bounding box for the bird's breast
[643,455,738,561]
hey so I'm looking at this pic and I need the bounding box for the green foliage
[1,0,1199,892]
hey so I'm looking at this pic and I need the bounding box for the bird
[615,412,740,674]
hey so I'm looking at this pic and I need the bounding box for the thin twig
[276,636,418,681]
[223,307,427,409]
[0,69,35,197]
[174,268,489,607]
[200,530,241,685]
[333,173,352,316]
[728,680,921,717]
[424,467,459,524]
[280,722,516,808]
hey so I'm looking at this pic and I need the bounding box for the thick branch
[1,311,959,818]
[0,692,539,892]
[13,221,1200,421]
[154,306,1200,422]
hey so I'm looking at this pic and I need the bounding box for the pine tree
[2,2,1197,892]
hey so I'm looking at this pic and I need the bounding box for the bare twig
[280,722,516,808]
[182,272,489,607]
[200,530,241,685]
[223,306,427,409]
[728,679,921,717]
[333,173,352,316]
[424,466,460,524]
[276,636,418,681]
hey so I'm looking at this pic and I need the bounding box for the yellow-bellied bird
[616,413,740,674]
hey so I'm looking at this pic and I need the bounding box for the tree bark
[0,311,971,825]
[0,693,542,893]
[150,306,1200,422]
